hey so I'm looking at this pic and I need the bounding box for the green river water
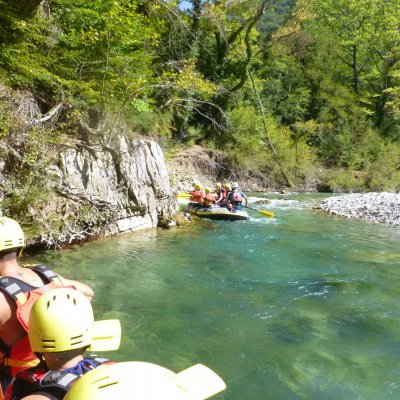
[29,193,400,399]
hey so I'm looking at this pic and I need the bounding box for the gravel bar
[316,192,400,226]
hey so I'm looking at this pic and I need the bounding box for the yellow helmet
[29,288,94,353]
[64,362,226,400]
[29,288,121,353]
[0,217,24,254]
[194,183,201,190]
[224,183,232,190]
[205,187,211,193]
[214,182,221,188]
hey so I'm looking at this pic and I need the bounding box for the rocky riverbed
[316,192,400,226]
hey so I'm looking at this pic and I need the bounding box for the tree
[307,0,400,138]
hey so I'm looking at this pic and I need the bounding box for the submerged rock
[253,199,271,205]
[316,192,400,226]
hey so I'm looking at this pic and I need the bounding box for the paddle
[176,192,192,198]
[89,319,121,351]
[244,205,274,218]
[176,364,227,399]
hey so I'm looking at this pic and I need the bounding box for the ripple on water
[31,193,400,400]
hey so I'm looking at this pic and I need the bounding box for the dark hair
[43,347,88,362]
[0,250,18,261]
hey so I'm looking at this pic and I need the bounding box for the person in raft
[218,183,231,207]
[64,361,226,400]
[227,182,248,211]
[0,217,94,398]
[213,182,225,205]
[202,187,217,208]
[189,183,205,206]
[6,287,121,400]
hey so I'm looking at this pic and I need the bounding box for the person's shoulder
[22,391,60,400]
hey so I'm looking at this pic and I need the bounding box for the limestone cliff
[54,137,176,236]
[0,84,177,248]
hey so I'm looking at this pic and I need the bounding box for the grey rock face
[316,193,400,226]
[54,137,176,240]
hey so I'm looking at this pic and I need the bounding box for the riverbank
[167,145,326,193]
[167,147,400,226]
[316,192,400,226]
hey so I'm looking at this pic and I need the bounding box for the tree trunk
[249,69,293,188]
[352,45,360,94]
[4,0,43,18]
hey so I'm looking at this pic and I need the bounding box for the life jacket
[6,356,112,400]
[217,189,228,206]
[190,190,205,205]
[203,193,215,208]
[230,189,243,204]
[0,265,63,378]
[215,188,226,203]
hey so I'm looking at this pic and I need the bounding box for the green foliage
[321,169,368,193]
[260,43,311,125]
[0,100,11,137]
[307,0,400,138]
[222,103,314,185]
[1,170,53,237]
[0,135,57,237]
[223,104,264,167]
[380,81,400,140]
[365,142,400,191]
[0,0,399,192]
[123,107,173,140]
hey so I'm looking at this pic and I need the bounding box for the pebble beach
[316,192,400,226]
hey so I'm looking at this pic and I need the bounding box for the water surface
[31,193,400,399]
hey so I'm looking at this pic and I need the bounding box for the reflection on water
[30,193,400,399]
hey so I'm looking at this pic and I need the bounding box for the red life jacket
[203,193,215,208]
[0,265,65,378]
[190,190,205,205]
[215,188,227,203]
[5,356,112,400]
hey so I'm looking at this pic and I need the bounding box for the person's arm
[0,293,10,323]
[242,193,248,207]
[0,293,12,336]
[54,273,94,301]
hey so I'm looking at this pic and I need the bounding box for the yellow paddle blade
[258,209,274,218]
[176,192,192,198]
[89,319,121,352]
[176,364,226,399]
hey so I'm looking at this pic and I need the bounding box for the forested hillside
[1,0,399,195]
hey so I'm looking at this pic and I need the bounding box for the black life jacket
[7,356,112,400]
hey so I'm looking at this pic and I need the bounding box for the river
[30,193,400,399]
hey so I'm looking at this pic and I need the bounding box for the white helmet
[232,182,239,189]
[0,217,24,255]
